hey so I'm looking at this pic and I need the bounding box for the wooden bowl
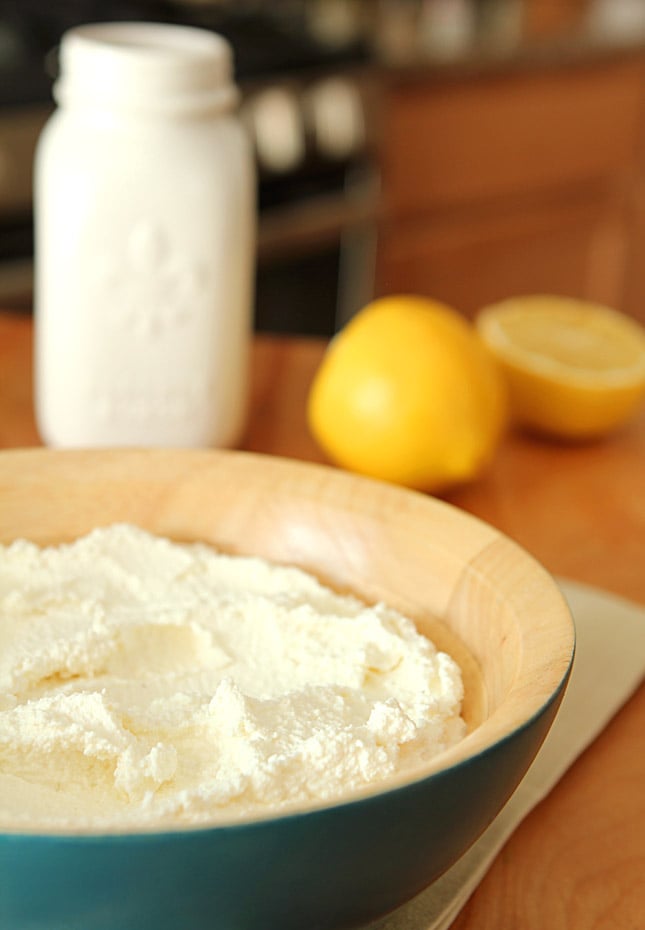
[0,448,574,930]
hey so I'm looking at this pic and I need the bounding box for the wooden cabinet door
[376,54,645,320]
[622,180,645,325]
[380,59,644,219]
[376,190,629,317]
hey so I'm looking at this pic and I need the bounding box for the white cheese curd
[0,524,465,830]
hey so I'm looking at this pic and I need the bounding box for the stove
[0,0,381,334]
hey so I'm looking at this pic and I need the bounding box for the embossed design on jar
[89,220,208,339]
[92,375,212,425]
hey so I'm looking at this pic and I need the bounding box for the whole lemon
[307,296,507,492]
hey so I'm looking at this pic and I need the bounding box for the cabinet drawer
[381,58,644,216]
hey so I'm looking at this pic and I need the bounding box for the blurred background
[2,0,645,335]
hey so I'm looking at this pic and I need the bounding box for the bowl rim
[0,447,576,836]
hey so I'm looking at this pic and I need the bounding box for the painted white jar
[34,22,255,448]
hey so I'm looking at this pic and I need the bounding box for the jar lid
[55,22,239,116]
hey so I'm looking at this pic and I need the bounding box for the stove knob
[305,77,366,161]
[243,86,306,174]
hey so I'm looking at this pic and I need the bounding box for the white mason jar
[34,22,255,448]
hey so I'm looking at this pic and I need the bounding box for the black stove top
[0,0,371,107]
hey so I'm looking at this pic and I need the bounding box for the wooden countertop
[1,310,644,929]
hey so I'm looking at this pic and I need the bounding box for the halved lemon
[476,295,645,439]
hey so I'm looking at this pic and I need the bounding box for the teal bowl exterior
[0,674,569,930]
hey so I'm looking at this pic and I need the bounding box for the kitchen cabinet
[623,173,645,321]
[375,53,645,323]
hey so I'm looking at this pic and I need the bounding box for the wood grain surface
[1,311,644,929]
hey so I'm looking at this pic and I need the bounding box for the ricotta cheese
[0,524,465,830]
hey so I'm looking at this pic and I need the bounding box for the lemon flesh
[307,296,507,492]
[476,296,645,440]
